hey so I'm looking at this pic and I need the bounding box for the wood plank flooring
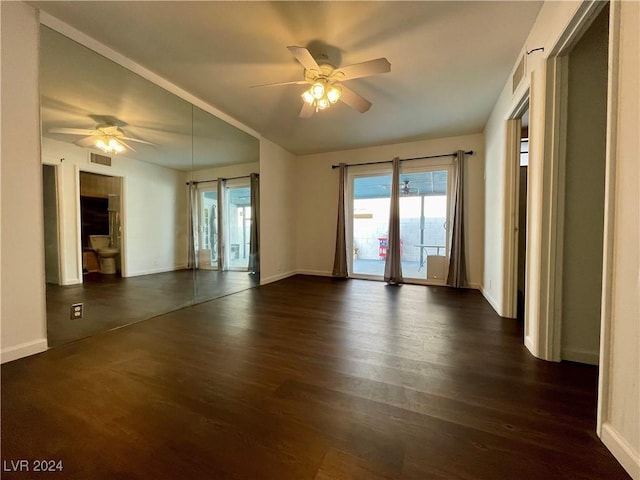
[1,275,630,479]
[46,269,257,347]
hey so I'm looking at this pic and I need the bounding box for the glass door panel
[198,188,218,269]
[352,174,391,277]
[399,170,449,281]
[226,185,251,271]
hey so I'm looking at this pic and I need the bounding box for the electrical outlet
[70,303,83,320]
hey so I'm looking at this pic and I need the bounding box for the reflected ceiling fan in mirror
[252,46,391,118]
[381,180,420,196]
[48,124,156,154]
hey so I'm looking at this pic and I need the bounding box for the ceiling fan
[48,124,155,154]
[252,46,391,118]
[382,180,420,196]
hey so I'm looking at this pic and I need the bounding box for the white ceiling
[31,1,542,156]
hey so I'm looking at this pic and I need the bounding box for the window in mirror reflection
[198,188,218,268]
[226,184,252,271]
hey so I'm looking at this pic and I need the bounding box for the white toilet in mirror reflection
[89,235,119,274]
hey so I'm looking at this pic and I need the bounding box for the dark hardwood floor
[2,276,629,479]
[46,269,258,347]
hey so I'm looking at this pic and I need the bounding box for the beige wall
[599,1,639,477]
[0,2,48,362]
[42,137,190,282]
[259,138,297,284]
[295,134,485,286]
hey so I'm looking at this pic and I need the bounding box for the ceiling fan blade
[98,125,120,135]
[250,80,309,88]
[118,139,137,152]
[74,136,96,147]
[120,136,156,146]
[339,85,372,113]
[299,102,315,119]
[49,127,96,136]
[287,46,320,72]
[333,58,391,81]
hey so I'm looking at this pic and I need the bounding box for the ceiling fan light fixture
[95,138,107,151]
[95,136,125,154]
[316,98,329,110]
[311,81,325,100]
[302,90,315,105]
[327,85,342,104]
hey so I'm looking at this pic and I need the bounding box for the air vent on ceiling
[512,55,526,93]
[90,152,112,167]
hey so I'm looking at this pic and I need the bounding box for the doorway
[79,171,123,279]
[557,4,610,364]
[42,164,60,284]
[517,110,530,320]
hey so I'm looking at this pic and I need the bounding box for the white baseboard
[561,348,600,365]
[127,264,188,277]
[524,334,536,357]
[601,422,640,479]
[1,338,48,364]
[480,286,503,316]
[295,269,333,277]
[260,270,296,285]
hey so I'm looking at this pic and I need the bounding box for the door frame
[538,0,609,362]
[503,94,530,321]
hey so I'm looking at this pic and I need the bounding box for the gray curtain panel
[248,173,260,274]
[332,163,349,278]
[447,150,468,287]
[188,182,199,269]
[217,178,227,271]
[384,157,404,284]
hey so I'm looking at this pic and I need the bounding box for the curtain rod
[330,150,474,169]
[186,173,259,185]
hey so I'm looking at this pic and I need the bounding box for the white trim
[296,269,333,277]
[480,287,502,314]
[598,0,622,440]
[128,264,189,277]
[119,175,128,278]
[524,334,536,357]
[547,1,608,57]
[543,54,569,363]
[561,348,599,366]
[1,339,48,364]
[601,423,640,480]
[503,114,525,320]
[73,165,83,283]
[38,12,260,141]
[259,270,296,286]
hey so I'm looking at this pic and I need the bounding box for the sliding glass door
[350,167,451,283]
[225,183,251,271]
[198,187,218,269]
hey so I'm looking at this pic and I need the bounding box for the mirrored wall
[40,26,260,347]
